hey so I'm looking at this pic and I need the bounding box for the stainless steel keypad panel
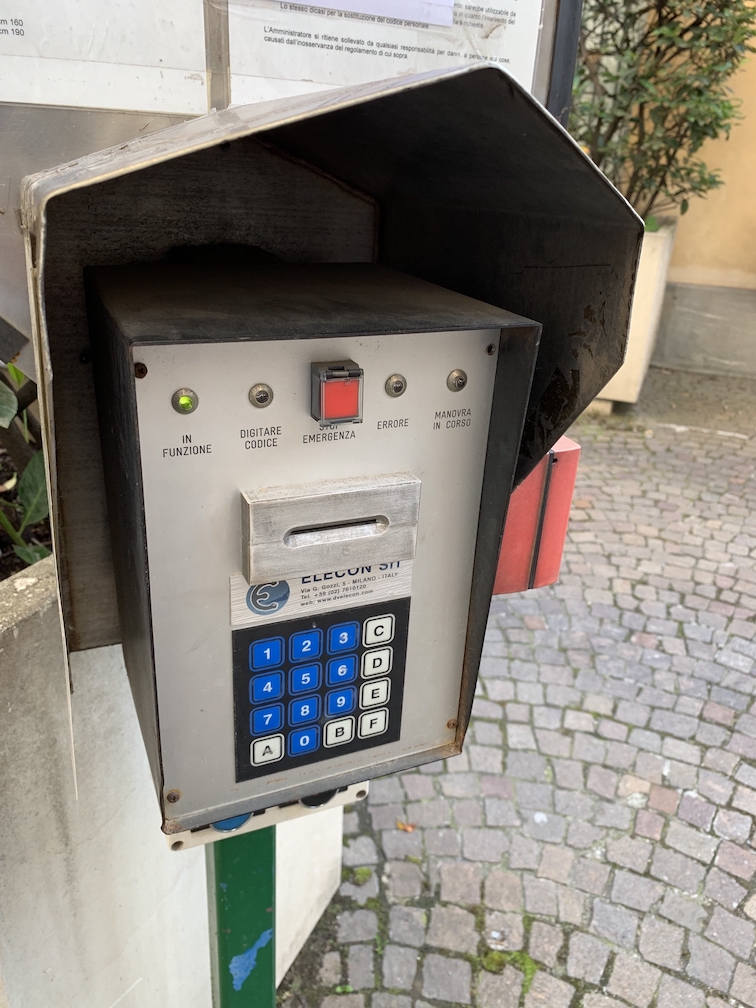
[232,598,409,782]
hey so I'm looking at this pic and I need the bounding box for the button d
[361,646,392,678]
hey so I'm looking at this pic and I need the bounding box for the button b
[363,614,394,647]
[361,646,392,679]
[324,716,355,747]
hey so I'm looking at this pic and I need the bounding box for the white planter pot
[599,219,677,404]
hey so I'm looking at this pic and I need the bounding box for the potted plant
[570,0,756,405]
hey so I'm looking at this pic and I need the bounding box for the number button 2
[289,629,323,662]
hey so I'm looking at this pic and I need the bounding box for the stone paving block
[593,801,633,829]
[583,997,625,1008]
[635,751,664,784]
[686,935,735,993]
[523,876,557,916]
[555,790,594,818]
[523,971,574,1008]
[537,845,574,883]
[666,819,719,863]
[406,799,451,828]
[651,847,706,893]
[713,807,751,842]
[659,890,706,932]
[648,785,680,813]
[480,775,513,799]
[382,830,424,861]
[715,839,756,880]
[484,798,520,827]
[440,862,482,906]
[733,785,756,816]
[485,911,524,952]
[321,996,364,1008]
[343,812,359,835]
[529,921,563,968]
[386,861,424,901]
[476,966,523,1008]
[703,701,736,726]
[484,869,522,911]
[319,950,342,986]
[401,774,438,801]
[505,752,547,780]
[572,857,610,895]
[611,869,664,912]
[507,725,537,750]
[567,821,604,848]
[389,906,426,947]
[441,774,480,799]
[372,996,410,1008]
[731,963,756,1008]
[607,836,652,873]
[344,836,380,866]
[635,809,664,840]
[462,828,509,862]
[704,865,746,910]
[348,944,374,991]
[607,953,661,1008]
[508,835,541,869]
[453,799,483,827]
[516,782,553,810]
[427,905,479,955]
[425,828,461,856]
[665,759,699,790]
[337,910,378,943]
[341,869,380,906]
[587,765,618,799]
[369,778,406,804]
[656,975,705,1008]
[639,916,684,970]
[522,811,566,843]
[698,770,734,806]
[422,954,471,1004]
[591,900,639,948]
[678,794,716,829]
[381,945,418,991]
[475,722,504,747]
[705,904,755,958]
[566,931,609,983]
[557,884,586,925]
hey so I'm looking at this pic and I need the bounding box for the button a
[251,733,284,765]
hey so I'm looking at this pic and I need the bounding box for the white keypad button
[363,614,395,647]
[361,646,393,678]
[251,733,284,765]
[358,708,389,738]
[324,716,355,747]
[360,677,391,709]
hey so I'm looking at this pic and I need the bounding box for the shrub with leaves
[570,0,756,219]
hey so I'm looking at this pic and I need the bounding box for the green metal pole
[207,825,276,1008]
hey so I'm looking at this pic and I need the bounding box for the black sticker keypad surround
[232,597,409,782]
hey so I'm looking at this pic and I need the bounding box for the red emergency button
[310,360,363,427]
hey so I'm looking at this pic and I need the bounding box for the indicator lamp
[171,388,199,414]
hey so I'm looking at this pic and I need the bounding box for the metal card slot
[241,473,421,584]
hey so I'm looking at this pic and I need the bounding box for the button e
[360,677,391,709]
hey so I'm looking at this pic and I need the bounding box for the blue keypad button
[290,663,321,694]
[326,655,357,686]
[328,622,360,654]
[250,703,283,735]
[250,636,284,670]
[326,686,356,718]
[289,629,323,663]
[289,726,320,756]
[289,694,320,725]
[249,671,284,704]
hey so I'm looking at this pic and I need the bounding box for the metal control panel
[89,262,541,832]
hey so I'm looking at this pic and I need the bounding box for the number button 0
[290,663,321,694]
[250,704,283,735]
[289,629,323,662]
[326,687,356,717]
[289,726,320,756]
[328,622,359,654]
[249,636,284,670]
[250,671,284,704]
[326,655,357,686]
[289,695,321,726]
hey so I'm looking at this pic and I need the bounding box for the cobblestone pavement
[279,408,756,1008]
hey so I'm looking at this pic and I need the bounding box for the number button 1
[289,629,323,662]
[328,622,359,653]
[249,636,284,670]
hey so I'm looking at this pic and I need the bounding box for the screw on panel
[447,719,458,729]
[171,840,184,850]
[486,343,497,355]
[446,370,467,392]
[249,383,274,408]
[134,362,148,378]
[166,789,181,803]
[385,374,407,397]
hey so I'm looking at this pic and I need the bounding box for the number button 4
[249,671,284,704]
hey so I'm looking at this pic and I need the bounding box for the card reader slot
[284,516,389,549]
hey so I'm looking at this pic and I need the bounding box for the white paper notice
[0,0,208,114]
[229,0,542,105]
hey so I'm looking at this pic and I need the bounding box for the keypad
[232,598,409,782]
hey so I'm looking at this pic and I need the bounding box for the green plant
[571,0,756,218]
[0,450,50,565]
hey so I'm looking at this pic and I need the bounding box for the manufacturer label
[230,559,413,628]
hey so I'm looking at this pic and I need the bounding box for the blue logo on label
[246,580,290,615]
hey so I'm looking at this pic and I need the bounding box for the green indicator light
[171,388,199,414]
